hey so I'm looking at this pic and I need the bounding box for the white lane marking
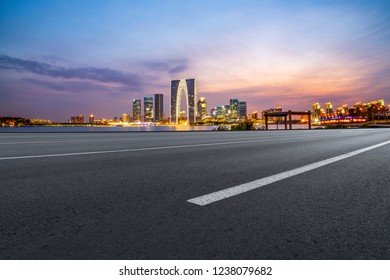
[187,140,390,206]
[0,135,332,160]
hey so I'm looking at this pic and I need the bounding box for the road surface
[0,129,389,259]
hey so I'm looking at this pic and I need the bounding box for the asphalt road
[0,129,389,259]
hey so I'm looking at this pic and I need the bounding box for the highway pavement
[0,129,389,259]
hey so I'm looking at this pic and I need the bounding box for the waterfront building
[326,102,334,115]
[144,96,154,122]
[122,113,130,123]
[132,99,141,122]
[335,104,349,116]
[210,107,217,117]
[171,79,197,124]
[89,114,94,124]
[225,105,231,119]
[197,97,207,119]
[312,103,321,121]
[154,94,164,122]
[239,101,247,118]
[251,111,258,120]
[70,115,84,124]
[230,99,239,120]
[216,106,227,119]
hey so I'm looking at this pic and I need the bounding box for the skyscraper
[239,101,247,118]
[197,97,207,119]
[154,94,164,122]
[144,96,154,122]
[312,103,321,120]
[326,102,334,115]
[230,99,239,120]
[132,99,141,122]
[171,79,197,124]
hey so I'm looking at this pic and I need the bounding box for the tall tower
[132,99,141,122]
[171,79,197,124]
[154,94,164,122]
[144,96,154,122]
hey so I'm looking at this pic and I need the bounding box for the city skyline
[1,0,389,122]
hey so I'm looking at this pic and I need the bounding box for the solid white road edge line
[187,140,390,206]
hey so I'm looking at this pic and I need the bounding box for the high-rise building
[70,115,84,124]
[326,102,334,115]
[230,99,239,120]
[132,99,141,122]
[197,97,207,119]
[122,113,130,123]
[89,114,94,124]
[312,103,321,120]
[216,106,227,119]
[239,101,247,118]
[144,96,154,122]
[171,79,197,124]
[154,94,164,122]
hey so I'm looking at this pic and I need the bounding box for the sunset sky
[1,0,389,121]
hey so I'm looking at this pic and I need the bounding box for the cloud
[0,55,144,88]
[22,78,117,93]
[142,59,188,75]
[169,64,187,75]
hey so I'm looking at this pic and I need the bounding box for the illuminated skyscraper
[230,99,239,120]
[312,103,321,120]
[144,96,154,122]
[132,99,141,122]
[89,114,94,124]
[171,79,197,124]
[326,102,334,115]
[239,101,247,118]
[197,97,207,119]
[154,94,163,122]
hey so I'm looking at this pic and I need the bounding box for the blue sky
[0,0,389,121]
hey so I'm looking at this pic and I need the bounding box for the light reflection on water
[266,124,312,130]
[0,124,317,133]
[0,126,215,133]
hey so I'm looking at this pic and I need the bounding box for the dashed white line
[187,140,390,206]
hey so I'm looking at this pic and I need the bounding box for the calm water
[266,124,312,130]
[0,126,215,133]
[0,124,315,133]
